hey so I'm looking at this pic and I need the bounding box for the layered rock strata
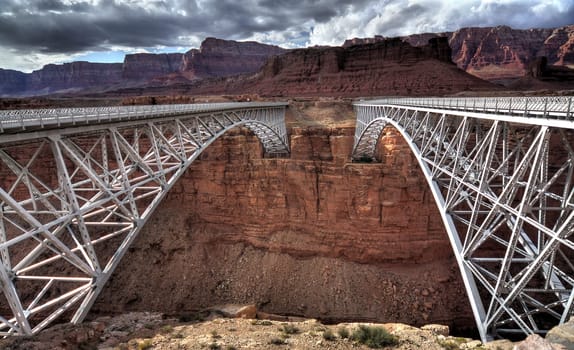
[93,122,474,331]
[182,37,286,79]
[346,25,574,83]
[0,38,285,96]
[143,37,496,98]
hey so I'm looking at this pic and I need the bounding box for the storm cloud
[0,0,572,72]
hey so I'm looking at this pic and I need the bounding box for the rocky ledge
[1,308,572,350]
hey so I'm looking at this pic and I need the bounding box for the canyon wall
[0,38,285,96]
[401,25,574,83]
[122,53,184,81]
[244,37,496,96]
[92,111,475,331]
[2,25,573,97]
[161,37,496,97]
[0,69,27,96]
[182,37,287,79]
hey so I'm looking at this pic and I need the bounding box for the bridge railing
[355,96,573,119]
[0,102,288,132]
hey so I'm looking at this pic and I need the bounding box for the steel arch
[353,97,574,342]
[0,102,289,336]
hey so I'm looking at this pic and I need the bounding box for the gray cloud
[0,0,572,72]
[0,0,370,55]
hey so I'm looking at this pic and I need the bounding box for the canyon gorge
[0,22,573,350]
[86,101,475,334]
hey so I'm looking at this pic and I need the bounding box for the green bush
[160,325,173,334]
[208,342,221,350]
[279,324,299,335]
[338,327,350,339]
[351,325,398,348]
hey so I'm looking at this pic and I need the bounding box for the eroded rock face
[0,38,286,96]
[449,26,553,82]
[247,37,495,96]
[122,53,183,81]
[94,125,474,332]
[0,68,27,96]
[542,25,574,66]
[182,37,287,80]
[27,61,124,94]
[401,25,574,82]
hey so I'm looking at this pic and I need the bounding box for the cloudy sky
[1,0,572,72]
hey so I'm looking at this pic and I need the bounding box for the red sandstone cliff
[399,25,574,83]
[0,38,286,96]
[0,69,27,96]
[122,53,183,81]
[244,37,496,96]
[542,25,574,66]
[92,103,474,330]
[27,61,124,94]
[448,26,553,82]
[182,37,287,79]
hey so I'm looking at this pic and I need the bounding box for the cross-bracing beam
[0,102,289,336]
[353,97,574,342]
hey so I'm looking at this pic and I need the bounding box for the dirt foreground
[0,310,525,350]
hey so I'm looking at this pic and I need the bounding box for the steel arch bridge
[353,96,574,342]
[0,102,289,336]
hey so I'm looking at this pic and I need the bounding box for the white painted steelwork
[353,96,574,342]
[0,102,289,336]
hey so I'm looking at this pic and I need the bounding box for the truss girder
[352,97,574,342]
[0,103,289,336]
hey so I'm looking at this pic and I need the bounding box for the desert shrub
[338,327,350,339]
[351,325,398,348]
[251,320,273,326]
[160,325,173,334]
[211,330,221,339]
[279,324,299,335]
[323,329,336,341]
[208,342,221,350]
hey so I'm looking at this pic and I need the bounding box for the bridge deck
[0,102,289,134]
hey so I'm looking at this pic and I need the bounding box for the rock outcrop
[448,26,553,82]
[182,37,286,79]
[546,317,574,349]
[342,35,385,48]
[122,53,183,81]
[0,38,286,96]
[400,25,574,83]
[0,68,27,95]
[245,37,496,96]
[26,61,124,94]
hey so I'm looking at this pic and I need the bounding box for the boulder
[207,304,257,319]
[546,318,574,350]
[513,334,566,350]
[421,324,449,336]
